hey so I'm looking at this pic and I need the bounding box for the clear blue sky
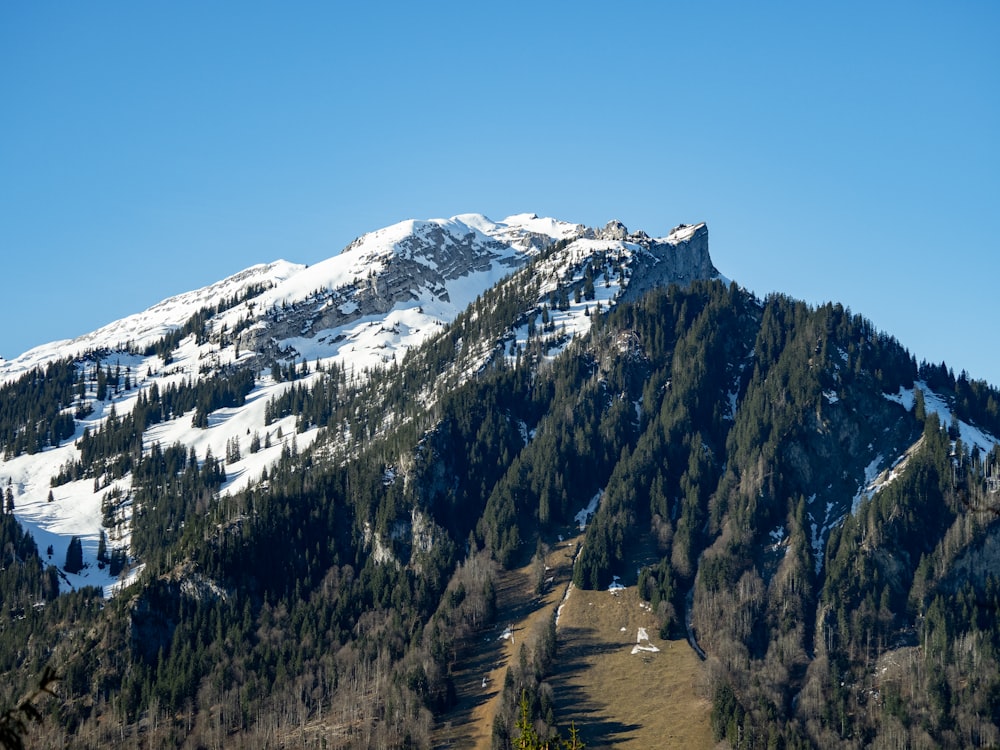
[2,2,998,385]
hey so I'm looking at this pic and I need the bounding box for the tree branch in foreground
[0,667,59,750]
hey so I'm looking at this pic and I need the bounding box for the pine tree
[96,365,108,401]
[514,690,540,750]
[97,530,108,564]
[65,536,84,574]
[564,723,585,750]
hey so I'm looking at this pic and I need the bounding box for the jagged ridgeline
[1,215,999,749]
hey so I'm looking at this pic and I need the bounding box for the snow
[727,388,740,421]
[451,213,502,235]
[0,212,570,387]
[575,490,602,530]
[852,454,887,513]
[608,575,625,593]
[502,238,637,366]
[812,380,1000,574]
[656,222,705,244]
[281,307,444,374]
[555,582,573,627]
[0,211,718,602]
[806,495,827,574]
[842,380,1000,519]
[498,213,585,245]
[1,347,323,597]
[885,382,999,456]
[631,626,661,655]
[0,261,304,386]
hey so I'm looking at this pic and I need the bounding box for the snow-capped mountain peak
[0,211,722,596]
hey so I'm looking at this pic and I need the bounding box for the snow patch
[555,582,574,627]
[853,454,886,513]
[727,389,739,421]
[575,490,602,530]
[886,382,999,456]
[631,626,661,655]
[807,495,824,574]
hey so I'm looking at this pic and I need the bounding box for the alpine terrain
[1,213,999,749]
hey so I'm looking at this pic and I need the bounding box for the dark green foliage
[189,369,256,428]
[0,359,79,458]
[2,259,998,748]
[921,361,1000,439]
[0,514,63,735]
[0,514,60,615]
[63,536,83,575]
[710,682,742,744]
[575,280,750,589]
[824,414,955,655]
[492,617,561,748]
[129,441,227,566]
[51,369,254,487]
[638,557,677,637]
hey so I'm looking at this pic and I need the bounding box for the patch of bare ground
[549,585,713,750]
[433,535,580,749]
[434,532,712,749]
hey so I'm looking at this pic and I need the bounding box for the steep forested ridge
[1,223,999,749]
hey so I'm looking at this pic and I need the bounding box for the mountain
[1,213,999,749]
[0,214,717,592]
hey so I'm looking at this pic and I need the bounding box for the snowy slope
[0,261,304,386]
[4,209,990,600]
[4,212,672,596]
[0,214,584,387]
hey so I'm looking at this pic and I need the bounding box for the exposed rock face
[598,220,629,241]
[942,527,1000,593]
[237,217,720,364]
[128,567,232,660]
[240,225,520,359]
[619,223,719,302]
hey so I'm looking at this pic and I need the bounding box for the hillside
[1,213,1000,749]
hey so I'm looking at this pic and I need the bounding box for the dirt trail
[433,535,580,748]
[432,533,712,749]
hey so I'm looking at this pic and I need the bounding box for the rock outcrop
[235,217,720,364]
[619,222,719,302]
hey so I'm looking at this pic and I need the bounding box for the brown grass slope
[433,533,712,749]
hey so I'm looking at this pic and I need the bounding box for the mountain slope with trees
[0,215,998,749]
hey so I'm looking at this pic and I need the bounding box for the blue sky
[2,2,998,385]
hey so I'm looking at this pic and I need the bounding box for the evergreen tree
[97,530,108,564]
[64,536,83,574]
